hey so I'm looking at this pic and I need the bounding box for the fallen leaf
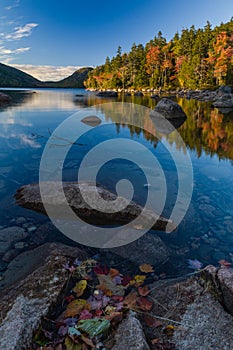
[144,315,162,328]
[93,309,103,317]
[109,268,120,277]
[187,259,203,270]
[105,311,123,323]
[65,336,82,350]
[65,299,90,318]
[164,325,175,337]
[94,264,109,275]
[123,291,138,310]
[68,327,81,336]
[121,275,132,286]
[130,275,146,287]
[219,259,231,267]
[65,295,75,304]
[73,280,87,297]
[139,264,154,273]
[97,274,125,296]
[81,335,95,348]
[137,297,153,311]
[77,318,110,337]
[138,285,150,296]
[79,309,93,320]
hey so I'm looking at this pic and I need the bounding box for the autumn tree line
[85,19,233,91]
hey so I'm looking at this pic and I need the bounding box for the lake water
[0,88,233,276]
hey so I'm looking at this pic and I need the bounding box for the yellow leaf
[139,264,154,273]
[65,299,90,317]
[130,275,146,286]
[73,280,87,297]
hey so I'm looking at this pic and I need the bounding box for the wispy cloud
[0,46,30,63]
[5,0,20,11]
[10,64,84,81]
[5,23,38,40]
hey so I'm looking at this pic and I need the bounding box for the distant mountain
[0,62,41,87]
[0,63,93,88]
[43,67,93,88]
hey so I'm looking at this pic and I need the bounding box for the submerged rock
[15,182,176,233]
[81,115,102,127]
[150,98,187,120]
[0,92,11,104]
[0,226,28,255]
[110,231,170,266]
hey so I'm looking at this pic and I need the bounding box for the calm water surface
[0,88,233,275]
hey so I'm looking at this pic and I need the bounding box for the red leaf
[138,286,150,296]
[219,259,231,267]
[93,264,109,275]
[64,295,75,303]
[111,296,124,302]
[93,309,103,317]
[79,309,92,320]
[137,297,153,311]
[144,315,163,328]
[121,275,132,286]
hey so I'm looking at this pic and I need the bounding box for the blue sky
[0,0,232,80]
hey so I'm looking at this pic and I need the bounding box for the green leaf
[68,327,81,336]
[77,318,110,338]
[65,336,82,350]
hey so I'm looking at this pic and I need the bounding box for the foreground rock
[112,311,150,350]
[174,293,233,349]
[96,91,118,97]
[150,98,187,120]
[142,268,233,350]
[15,182,176,233]
[0,243,87,350]
[204,265,233,316]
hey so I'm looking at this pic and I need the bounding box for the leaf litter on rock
[32,257,179,350]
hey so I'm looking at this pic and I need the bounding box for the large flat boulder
[15,182,176,233]
[150,98,187,120]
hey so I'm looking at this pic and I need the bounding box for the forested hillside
[0,62,40,87]
[85,19,233,90]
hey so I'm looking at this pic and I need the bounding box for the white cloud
[5,0,20,11]
[6,23,38,40]
[9,64,84,81]
[0,46,30,54]
[0,46,30,63]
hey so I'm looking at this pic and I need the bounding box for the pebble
[14,242,28,250]
[27,226,37,233]
[15,217,27,225]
